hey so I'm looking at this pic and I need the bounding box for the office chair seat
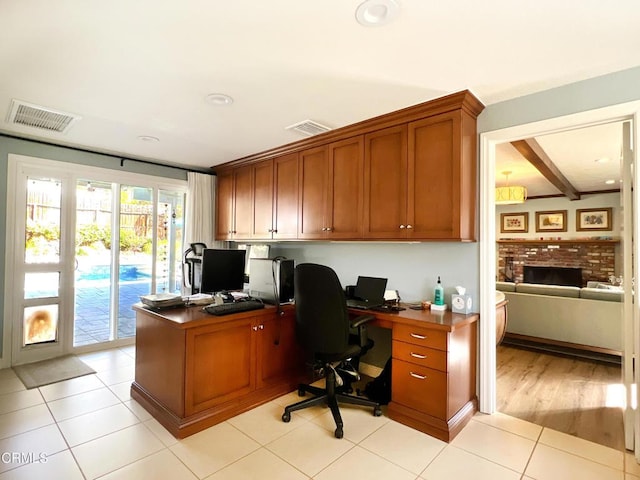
[282,263,382,439]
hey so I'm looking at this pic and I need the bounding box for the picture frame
[576,207,612,231]
[535,210,567,232]
[500,212,528,233]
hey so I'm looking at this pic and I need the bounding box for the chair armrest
[350,314,376,329]
[349,314,375,350]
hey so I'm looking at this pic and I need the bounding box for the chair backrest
[294,263,349,355]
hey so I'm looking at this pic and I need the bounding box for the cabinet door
[185,318,255,415]
[363,125,408,239]
[256,310,302,388]
[215,171,234,240]
[252,160,274,239]
[327,136,364,239]
[298,146,329,239]
[233,165,253,240]
[273,153,299,239]
[407,112,462,239]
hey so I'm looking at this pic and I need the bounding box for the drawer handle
[410,352,427,359]
[410,372,427,380]
[410,333,427,340]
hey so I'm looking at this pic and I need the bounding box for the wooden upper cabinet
[298,146,329,239]
[273,153,299,239]
[408,110,476,241]
[233,165,253,240]
[215,171,234,241]
[252,159,274,239]
[363,125,408,239]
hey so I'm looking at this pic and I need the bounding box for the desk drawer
[392,341,447,372]
[393,324,448,351]
[392,359,447,419]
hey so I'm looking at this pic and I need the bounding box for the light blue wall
[0,136,188,357]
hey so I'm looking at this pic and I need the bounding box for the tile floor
[0,346,638,480]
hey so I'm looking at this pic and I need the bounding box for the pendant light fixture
[495,171,527,205]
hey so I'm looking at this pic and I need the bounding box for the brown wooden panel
[392,360,447,420]
[185,319,255,415]
[273,153,299,239]
[233,165,253,239]
[392,340,447,372]
[298,146,328,239]
[256,311,302,388]
[327,136,364,239]
[252,160,274,238]
[215,172,234,240]
[447,321,476,419]
[392,323,448,351]
[363,125,407,238]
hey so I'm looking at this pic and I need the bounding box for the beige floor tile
[143,418,179,447]
[451,417,535,473]
[272,391,327,420]
[109,380,133,402]
[626,452,640,476]
[99,449,197,480]
[58,403,140,446]
[626,474,640,480]
[119,345,136,358]
[0,389,44,415]
[0,404,54,440]
[539,427,623,470]
[266,421,354,477]
[359,420,445,474]
[0,450,84,480]
[79,350,134,373]
[227,400,308,445]
[0,425,67,474]
[0,377,26,396]
[526,444,624,480]
[170,422,260,478]
[315,445,415,480]
[47,386,120,421]
[474,412,542,441]
[420,445,521,480]
[38,374,104,402]
[124,399,153,421]
[72,424,164,480]
[207,447,308,480]
[311,404,388,443]
[96,364,135,386]
[0,368,18,381]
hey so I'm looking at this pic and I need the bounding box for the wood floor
[496,345,624,451]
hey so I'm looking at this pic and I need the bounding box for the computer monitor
[200,249,247,294]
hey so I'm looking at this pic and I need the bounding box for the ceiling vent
[285,119,331,137]
[6,99,80,134]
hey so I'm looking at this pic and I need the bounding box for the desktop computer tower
[248,258,295,304]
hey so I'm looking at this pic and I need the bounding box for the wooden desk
[131,303,478,442]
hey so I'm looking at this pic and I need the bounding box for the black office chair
[281,263,382,438]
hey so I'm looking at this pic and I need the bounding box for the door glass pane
[24,304,58,345]
[24,272,59,299]
[118,186,153,338]
[25,177,61,264]
[157,191,185,294]
[74,180,113,347]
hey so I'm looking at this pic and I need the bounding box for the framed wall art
[576,207,612,231]
[500,212,528,233]
[535,210,567,232]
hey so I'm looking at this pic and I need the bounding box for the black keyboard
[204,300,265,316]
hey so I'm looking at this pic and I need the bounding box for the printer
[248,258,295,304]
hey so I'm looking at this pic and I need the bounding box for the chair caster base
[374,406,382,417]
[334,427,343,439]
[282,412,291,423]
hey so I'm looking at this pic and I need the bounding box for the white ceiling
[1,0,639,178]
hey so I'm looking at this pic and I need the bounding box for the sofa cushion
[515,283,580,298]
[496,281,516,292]
[580,287,623,302]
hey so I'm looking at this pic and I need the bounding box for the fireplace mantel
[497,239,619,245]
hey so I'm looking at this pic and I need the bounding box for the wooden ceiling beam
[510,138,581,201]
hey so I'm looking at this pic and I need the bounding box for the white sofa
[496,282,623,353]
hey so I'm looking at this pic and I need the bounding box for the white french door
[5,155,186,365]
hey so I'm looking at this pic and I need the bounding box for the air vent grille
[7,100,80,133]
[285,119,331,136]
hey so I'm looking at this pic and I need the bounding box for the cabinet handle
[228,230,232,234]
[410,372,427,380]
[399,225,406,229]
[410,333,427,340]
[252,326,258,331]
[268,229,273,233]
[259,324,264,330]
[406,224,413,229]
[410,352,427,359]
[273,229,278,233]
[326,227,332,232]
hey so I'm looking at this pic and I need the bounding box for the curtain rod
[0,132,216,175]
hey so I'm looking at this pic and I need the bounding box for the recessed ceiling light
[137,135,159,143]
[205,93,234,106]
[605,179,616,185]
[355,0,400,27]
[595,157,610,163]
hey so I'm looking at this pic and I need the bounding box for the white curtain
[185,172,216,248]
